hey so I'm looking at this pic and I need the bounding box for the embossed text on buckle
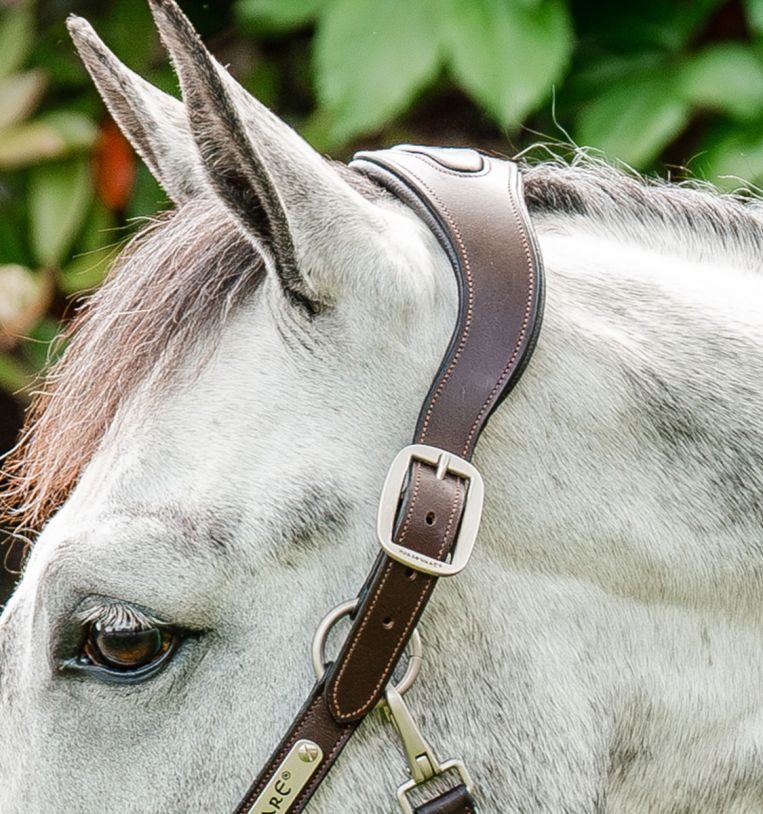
[377,444,484,577]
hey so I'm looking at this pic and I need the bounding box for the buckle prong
[435,452,451,481]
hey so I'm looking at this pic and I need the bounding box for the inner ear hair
[148,0,320,313]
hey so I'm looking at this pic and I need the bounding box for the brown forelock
[1,196,262,540]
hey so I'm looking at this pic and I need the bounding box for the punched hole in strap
[311,599,422,701]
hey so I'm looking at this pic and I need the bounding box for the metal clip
[383,686,475,814]
[384,685,441,784]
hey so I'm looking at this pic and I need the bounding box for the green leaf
[576,71,690,166]
[0,69,46,130]
[22,316,62,373]
[235,0,325,32]
[43,111,99,148]
[57,246,116,296]
[700,128,763,189]
[0,202,29,266]
[57,198,118,295]
[32,21,91,89]
[679,44,763,121]
[442,0,573,128]
[0,352,32,394]
[0,2,35,79]
[126,162,168,220]
[745,0,763,35]
[297,109,336,154]
[569,52,666,97]
[78,200,117,254]
[572,0,725,52]
[143,65,179,98]
[241,59,281,110]
[29,157,94,268]
[314,0,442,145]
[0,111,97,168]
[100,2,157,72]
[0,119,66,167]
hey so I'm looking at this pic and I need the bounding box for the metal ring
[311,599,423,700]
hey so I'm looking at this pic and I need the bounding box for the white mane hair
[523,155,763,271]
[2,2,763,813]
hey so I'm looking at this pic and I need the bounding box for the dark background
[1,0,762,603]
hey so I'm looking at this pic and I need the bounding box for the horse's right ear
[67,16,205,203]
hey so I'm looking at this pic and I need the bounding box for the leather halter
[232,145,544,814]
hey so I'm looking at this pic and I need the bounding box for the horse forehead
[9,262,443,620]
[28,508,209,579]
[30,447,354,582]
[9,506,238,629]
[77,336,403,509]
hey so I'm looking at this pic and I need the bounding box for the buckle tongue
[377,444,484,577]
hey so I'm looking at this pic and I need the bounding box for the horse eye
[74,619,180,679]
[84,622,174,671]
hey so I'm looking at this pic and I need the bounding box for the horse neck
[477,219,763,622]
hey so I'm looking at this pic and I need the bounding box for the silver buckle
[383,686,476,814]
[377,444,484,577]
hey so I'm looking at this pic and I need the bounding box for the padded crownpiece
[390,144,486,173]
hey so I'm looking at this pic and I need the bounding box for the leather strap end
[414,784,478,814]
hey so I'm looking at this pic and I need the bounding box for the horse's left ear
[147,0,390,312]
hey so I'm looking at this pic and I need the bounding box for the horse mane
[3,154,763,539]
[1,196,261,538]
[521,153,763,273]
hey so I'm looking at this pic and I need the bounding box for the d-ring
[311,599,423,700]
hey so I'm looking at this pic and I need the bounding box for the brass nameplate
[247,739,324,814]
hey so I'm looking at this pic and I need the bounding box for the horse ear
[67,16,206,203]
[147,0,389,311]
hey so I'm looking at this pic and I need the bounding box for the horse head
[3,1,763,812]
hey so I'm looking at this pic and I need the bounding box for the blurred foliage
[0,0,762,409]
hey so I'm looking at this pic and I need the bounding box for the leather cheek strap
[323,149,543,721]
[231,679,355,814]
[231,468,466,813]
[326,464,465,722]
[414,785,478,814]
